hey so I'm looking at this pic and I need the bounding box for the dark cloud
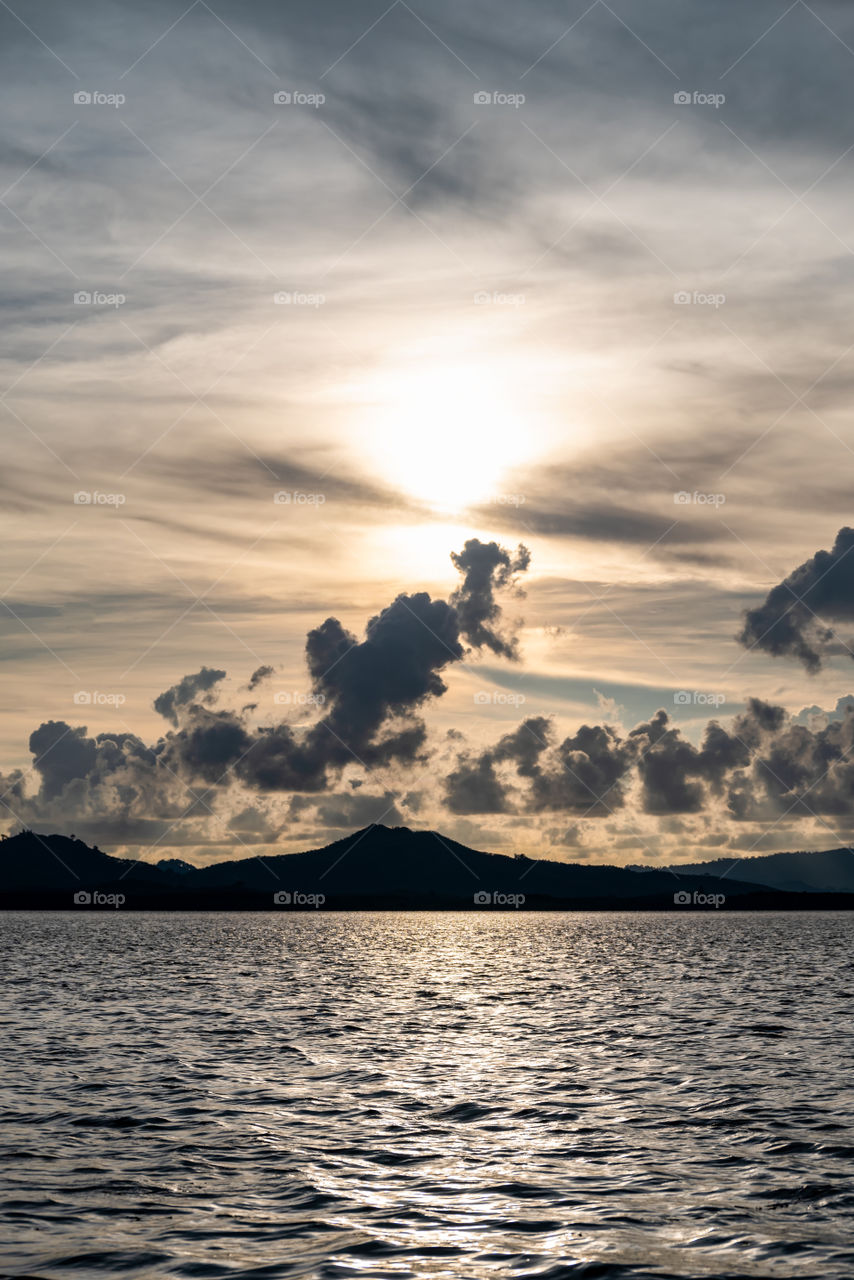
[7,722,183,847]
[444,714,634,817]
[731,697,787,751]
[227,806,280,841]
[162,708,253,785]
[154,667,228,727]
[444,708,751,818]
[450,539,530,659]
[303,591,462,768]
[529,723,635,815]
[632,716,749,815]
[14,685,854,856]
[28,721,97,802]
[289,790,405,830]
[247,665,275,691]
[739,528,854,672]
[445,753,512,815]
[725,700,854,821]
[8,540,529,839]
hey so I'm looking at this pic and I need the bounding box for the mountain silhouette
[3,825,854,909]
[657,847,854,894]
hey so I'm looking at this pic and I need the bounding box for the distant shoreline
[5,891,854,912]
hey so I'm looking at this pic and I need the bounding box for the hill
[660,847,854,894]
[3,826,854,910]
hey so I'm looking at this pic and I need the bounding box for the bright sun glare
[369,362,531,512]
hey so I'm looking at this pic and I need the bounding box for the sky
[4,0,854,867]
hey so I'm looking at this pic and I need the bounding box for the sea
[2,910,853,1279]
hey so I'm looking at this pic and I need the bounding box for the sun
[366,359,532,512]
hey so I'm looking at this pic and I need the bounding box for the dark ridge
[3,826,854,910]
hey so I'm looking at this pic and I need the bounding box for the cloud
[13,688,854,860]
[289,789,405,830]
[247,665,275,691]
[450,539,530,659]
[725,698,854,821]
[154,667,228,727]
[227,805,280,841]
[7,0,854,863]
[28,721,98,802]
[444,752,513,815]
[794,693,854,729]
[739,527,854,671]
[444,707,752,819]
[528,722,635,815]
[632,715,749,815]
[6,539,530,842]
[302,591,463,770]
[2,721,186,848]
[444,714,635,816]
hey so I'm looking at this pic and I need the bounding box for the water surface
[2,910,853,1279]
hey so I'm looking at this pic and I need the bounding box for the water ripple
[1,911,853,1279]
